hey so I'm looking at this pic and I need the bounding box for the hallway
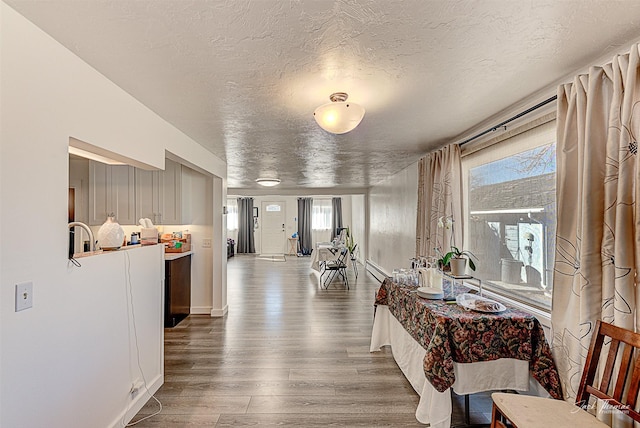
[131,255,487,427]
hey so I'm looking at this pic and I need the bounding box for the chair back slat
[576,321,640,423]
[598,338,619,395]
[612,343,634,401]
[576,326,605,404]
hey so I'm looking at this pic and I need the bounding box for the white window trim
[461,278,552,330]
[461,119,557,314]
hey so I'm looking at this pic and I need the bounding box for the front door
[260,201,285,255]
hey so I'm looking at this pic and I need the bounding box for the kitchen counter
[164,250,193,261]
[71,243,152,259]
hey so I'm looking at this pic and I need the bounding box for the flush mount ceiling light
[256,178,281,187]
[313,92,365,134]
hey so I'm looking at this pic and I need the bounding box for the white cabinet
[160,159,183,225]
[135,169,162,225]
[135,159,190,225]
[89,161,136,225]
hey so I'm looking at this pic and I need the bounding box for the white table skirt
[310,243,350,272]
[370,305,548,426]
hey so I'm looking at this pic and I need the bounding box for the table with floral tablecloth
[374,277,563,400]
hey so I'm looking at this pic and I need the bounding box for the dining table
[370,277,562,427]
[309,241,348,272]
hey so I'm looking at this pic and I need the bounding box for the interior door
[260,201,285,255]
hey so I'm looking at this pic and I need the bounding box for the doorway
[260,201,285,255]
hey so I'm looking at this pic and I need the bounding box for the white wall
[351,194,366,264]
[368,163,418,275]
[212,175,227,316]
[0,4,226,427]
[187,171,214,315]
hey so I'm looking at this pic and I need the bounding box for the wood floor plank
[132,255,492,427]
[246,394,419,414]
[214,413,423,427]
[136,395,250,415]
[127,414,219,427]
[177,380,337,397]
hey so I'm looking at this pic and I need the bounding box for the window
[312,199,332,230]
[462,120,556,311]
[226,198,238,230]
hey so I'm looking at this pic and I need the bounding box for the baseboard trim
[190,306,213,315]
[112,372,163,428]
[365,260,389,283]
[210,304,228,317]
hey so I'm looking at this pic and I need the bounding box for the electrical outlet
[130,386,140,399]
[202,238,212,248]
[15,282,33,312]
[130,379,144,398]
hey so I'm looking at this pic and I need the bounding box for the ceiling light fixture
[256,178,281,187]
[313,92,365,134]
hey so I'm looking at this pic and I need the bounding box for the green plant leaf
[442,253,453,266]
[468,258,476,271]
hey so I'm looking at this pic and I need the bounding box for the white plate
[416,287,444,299]
[456,293,506,313]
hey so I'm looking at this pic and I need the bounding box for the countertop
[72,244,193,261]
[71,243,145,259]
[165,251,193,261]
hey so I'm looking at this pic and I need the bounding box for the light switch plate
[15,282,33,312]
[202,238,212,248]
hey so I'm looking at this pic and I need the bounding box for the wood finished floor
[131,255,492,427]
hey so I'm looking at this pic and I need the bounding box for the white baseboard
[111,372,163,428]
[365,259,389,283]
[210,304,228,317]
[190,306,212,315]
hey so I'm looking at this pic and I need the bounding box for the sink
[68,221,96,257]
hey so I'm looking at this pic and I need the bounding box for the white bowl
[416,286,444,299]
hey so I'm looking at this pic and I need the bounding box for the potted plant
[441,246,477,276]
[345,227,357,259]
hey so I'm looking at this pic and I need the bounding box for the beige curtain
[416,144,463,259]
[552,45,640,411]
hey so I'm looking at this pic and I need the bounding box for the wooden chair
[491,320,640,428]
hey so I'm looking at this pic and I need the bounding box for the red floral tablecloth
[375,277,563,399]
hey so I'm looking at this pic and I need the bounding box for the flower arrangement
[438,215,454,230]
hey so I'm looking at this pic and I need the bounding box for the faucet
[68,221,96,253]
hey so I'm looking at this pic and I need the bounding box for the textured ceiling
[6,0,640,190]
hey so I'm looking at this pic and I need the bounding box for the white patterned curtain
[416,144,463,259]
[552,45,640,414]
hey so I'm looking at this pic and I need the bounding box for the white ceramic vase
[97,216,125,250]
[450,258,467,276]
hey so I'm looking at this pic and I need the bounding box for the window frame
[461,119,557,313]
[311,198,333,231]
